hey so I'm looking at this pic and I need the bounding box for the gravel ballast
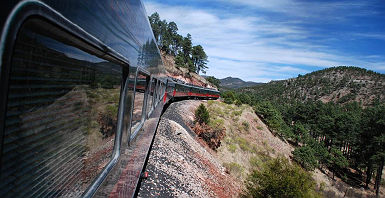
[138,100,240,198]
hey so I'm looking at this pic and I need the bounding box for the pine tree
[192,45,208,74]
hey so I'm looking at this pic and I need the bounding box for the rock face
[161,51,216,89]
[137,101,241,197]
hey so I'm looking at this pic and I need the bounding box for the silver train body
[0,0,219,197]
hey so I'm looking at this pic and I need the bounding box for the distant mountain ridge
[242,66,385,106]
[219,77,261,89]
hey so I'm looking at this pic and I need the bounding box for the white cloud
[352,33,385,41]
[220,0,372,19]
[143,1,385,81]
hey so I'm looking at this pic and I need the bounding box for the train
[0,0,219,197]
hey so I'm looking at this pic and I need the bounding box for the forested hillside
[221,66,385,197]
[242,66,385,106]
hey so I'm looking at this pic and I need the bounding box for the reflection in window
[0,20,122,197]
[151,79,158,108]
[131,73,147,132]
[160,83,166,100]
[155,80,160,104]
[158,82,162,101]
[147,78,155,116]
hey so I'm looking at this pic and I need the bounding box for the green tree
[293,145,318,171]
[174,53,185,68]
[148,12,161,42]
[206,76,220,88]
[360,104,385,195]
[170,28,182,55]
[237,93,252,105]
[175,34,195,72]
[222,91,236,104]
[244,157,320,198]
[327,147,349,179]
[253,101,293,139]
[195,104,210,124]
[182,34,192,58]
[192,45,208,74]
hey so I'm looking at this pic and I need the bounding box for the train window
[167,84,172,93]
[156,81,160,101]
[162,83,166,98]
[163,84,166,98]
[146,78,154,116]
[159,82,164,100]
[155,80,160,104]
[152,78,158,108]
[130,71,148,136]
[0,18,123,197]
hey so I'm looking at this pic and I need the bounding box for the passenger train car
[0,0,219,197]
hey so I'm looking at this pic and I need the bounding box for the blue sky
[143,0,385,82]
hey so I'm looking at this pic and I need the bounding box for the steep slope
[138,101,241,197]
[161,52,216,88]
[220,77,261,89]
[138,100,383,197]
[243,66,385,106]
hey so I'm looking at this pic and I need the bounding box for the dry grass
[205,100,294,182]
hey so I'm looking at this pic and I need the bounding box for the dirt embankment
[137,100,294,197]
[205,100,383,198]
[161,51,216,89]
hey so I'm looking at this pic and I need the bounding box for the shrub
[207,100,214,106]
[228,144,237,153]
[249,156,264,169]
[236,137,251,151]
[235,99,242,106]
[195,103,210,124]
[224,97,234,104]
[193,122,225,150]
[105,104,118,117]
[319,182,326,191]
[224,162,244,175]
[232,110,242,117]
[242,121,250,131]
[208,106,224,117]
[208,118,224,129]
[244,157,321,198]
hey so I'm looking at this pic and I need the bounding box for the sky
[142,0,385,82]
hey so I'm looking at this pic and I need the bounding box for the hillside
[161,51,216,88]
[219,77,261,89]
[242,66,385,106]
[138,100,382,197]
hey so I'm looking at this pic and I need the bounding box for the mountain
[242,66,385,106]
[219,77,261,89]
